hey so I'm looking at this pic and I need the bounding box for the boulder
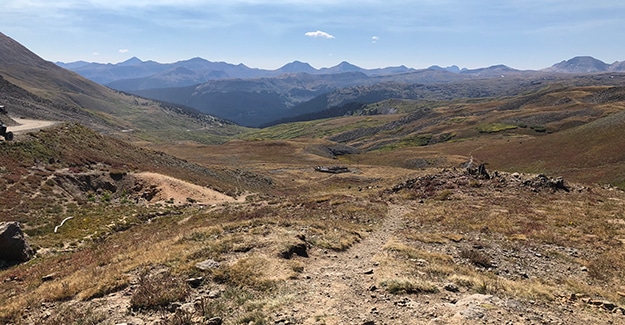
[0,221,35,263]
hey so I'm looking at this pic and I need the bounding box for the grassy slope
[473,109,625,187]
[242,84,625,187]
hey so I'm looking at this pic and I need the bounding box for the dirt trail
[288,204,410,324]
[8,117,57,134]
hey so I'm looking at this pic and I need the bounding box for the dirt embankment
[47,168,242,206]
[133,172,244,205]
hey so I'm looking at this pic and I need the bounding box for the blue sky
[1,0,624,70]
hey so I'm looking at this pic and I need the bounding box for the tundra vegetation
[2,40,625,322]
[2,85,625,324]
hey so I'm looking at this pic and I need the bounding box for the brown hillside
[0,32,243,143]
[0,32,113,111]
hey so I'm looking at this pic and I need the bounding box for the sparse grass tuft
[197,296,228,320]
[212,257,276,291]
[130,270,189,311]
[384,240,454,264]
[459,248,493,268]
[587,250,625,282]
[449,274,478,289]
[38,304,107,325]
[380,278,439,294]
[238,311,268,325]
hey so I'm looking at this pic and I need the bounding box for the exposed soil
[9,117,58,134]
[133,172,243,206]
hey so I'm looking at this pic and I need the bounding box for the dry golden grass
[0,188,386,322]
[3,89,625,323]
[383,240,454,264]
[5,161,624,322]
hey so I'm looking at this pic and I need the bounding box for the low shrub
[130,270,189,310]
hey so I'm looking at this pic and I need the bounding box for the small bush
[434,189,453,201]
[130,270,189,310]
[459,248,493,268]
[238,311,267,325]
[587,250,625,282]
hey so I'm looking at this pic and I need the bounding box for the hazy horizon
[54,54,621,73]
[2,1,624,70]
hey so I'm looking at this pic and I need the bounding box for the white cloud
[119,49,129,53]
[371,35,379,43]
[305,30,335,39]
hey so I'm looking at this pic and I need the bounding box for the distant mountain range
[57,56,625,92]
[56,57,418,91]
[54,55,625,127]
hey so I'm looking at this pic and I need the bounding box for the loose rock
[443,283,460,293]
[195,259,220,271]
[0,221,35,263]
[207,317,223,325]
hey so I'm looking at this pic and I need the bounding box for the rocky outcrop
[385,167,574,198]
[0,221,35,264]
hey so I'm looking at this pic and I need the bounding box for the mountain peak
[119,57,143,66]
[428,65,461,73]
[319,61,363,74]
[336,61,359,68]
[546,56,609,73]
[277,61,316,73]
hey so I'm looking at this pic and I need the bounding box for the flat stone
[459,307,485,320]
[196,259,220,271]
